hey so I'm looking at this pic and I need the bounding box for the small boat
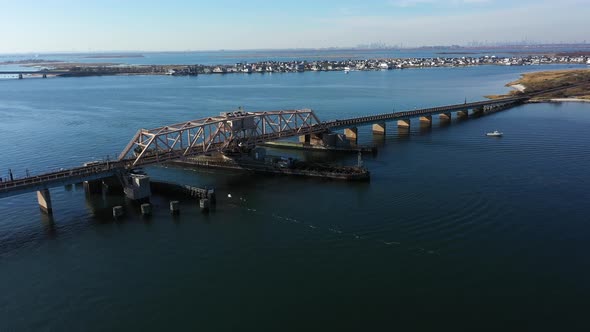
[486,130,503,137]
[344,66,350,74]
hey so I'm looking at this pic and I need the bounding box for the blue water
[1,64,589,331]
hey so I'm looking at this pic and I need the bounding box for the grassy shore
[487,69,590,101]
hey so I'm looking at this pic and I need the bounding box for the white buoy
[227,193,232,198]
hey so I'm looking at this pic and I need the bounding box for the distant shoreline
[82,54,144,59]
[3,54,589,80]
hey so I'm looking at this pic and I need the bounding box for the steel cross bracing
[118,109,325,166]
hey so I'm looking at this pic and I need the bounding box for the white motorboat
[486,130,503,137]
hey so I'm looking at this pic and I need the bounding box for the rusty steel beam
[118,109,326,166]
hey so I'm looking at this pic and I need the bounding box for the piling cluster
[111,188,216,220]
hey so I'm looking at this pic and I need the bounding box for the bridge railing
[325,96,527,128]
[0,162,126,192]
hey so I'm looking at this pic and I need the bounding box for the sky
[0,0,588,53]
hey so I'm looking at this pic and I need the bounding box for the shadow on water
[396,126,411,140]
[419,124,433,135]
[439,118,452,128]
[40,213,57,238]
[371,133,386,148]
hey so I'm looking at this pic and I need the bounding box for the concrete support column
[344,127,358,141]
[200,198,210,213]
[170,201,180,215]
[84,180,103,194]
[42,74,47,78]
[124,174,151,202]
[18,74,23,79]
[419,115,432,127]
[37,189,53,215]
[372,122,386,135]
[140,203,152,216]
[457,110,469,119]
[298,134,310,144]
[397,119,410,128]
[439,112,451,121]
[113,206,124,219]
[207,189,216,205]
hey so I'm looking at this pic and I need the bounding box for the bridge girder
[118,109,325,166]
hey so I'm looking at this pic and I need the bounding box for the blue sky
[0,0,588,53]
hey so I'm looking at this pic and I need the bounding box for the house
[212,66,226,73]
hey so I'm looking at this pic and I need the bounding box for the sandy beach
[549,98,590,103]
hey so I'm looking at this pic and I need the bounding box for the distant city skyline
[1,0,588,53]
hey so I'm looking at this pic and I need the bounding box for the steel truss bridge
[118,109,325,167]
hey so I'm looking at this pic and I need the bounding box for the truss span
[118,109,326,166]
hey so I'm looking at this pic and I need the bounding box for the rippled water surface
[1,65,589,331]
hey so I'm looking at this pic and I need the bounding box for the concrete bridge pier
[457,110,469,119]
[299,133,324,145]
[439,112,452,122]
[37,189,53,215]
[18,74,23,79]
[42,74,47,78]
[372,122,386,135]
[419,115,432,127]
[124,174,151,202]
[344,127,358,142]
[397,119,410,128]
[299,134,310,144]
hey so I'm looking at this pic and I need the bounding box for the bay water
[1,64,589,330]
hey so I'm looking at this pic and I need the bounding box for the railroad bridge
[0,92,542,214]
[0,70,72,79]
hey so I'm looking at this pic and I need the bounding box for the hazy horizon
[3,42,590,57]
[1,0,588,54]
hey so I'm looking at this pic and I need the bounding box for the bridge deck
[0,162,123,199]
[324,96,526,129]
[0,70,71,75]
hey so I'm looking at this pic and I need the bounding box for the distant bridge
[0,70,71,75]
[0,70,72,79]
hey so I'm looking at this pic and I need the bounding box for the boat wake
[231,200,440,256]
